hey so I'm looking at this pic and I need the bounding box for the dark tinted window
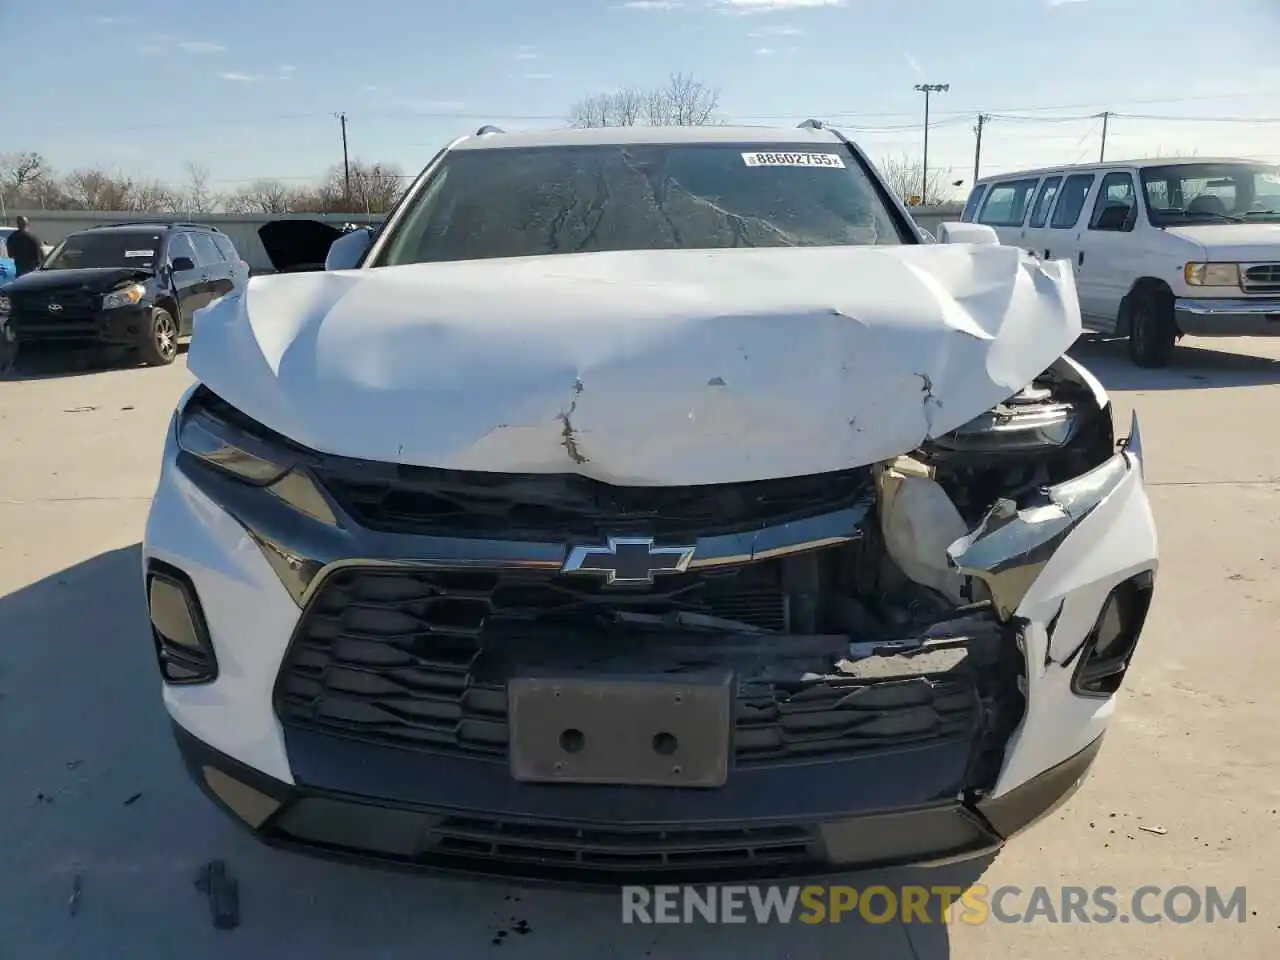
[43,231,163,270]
[1089,171,1137,231]
[1028,176,1063,228]
[1050,174,1095,229]
[191,233,222,265]
[977,178,1040,227]
[167,233,197,266]
[379,142,907,266]
[212,234,239,261]
[961,185,988,222]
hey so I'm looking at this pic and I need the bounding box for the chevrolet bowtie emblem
[561,537,696,586]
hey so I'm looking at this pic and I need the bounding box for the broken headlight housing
[176,389,336,524]
[927,384,1081,456]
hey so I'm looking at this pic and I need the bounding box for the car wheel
[139,307,179,367]
[1126,290,1176,368]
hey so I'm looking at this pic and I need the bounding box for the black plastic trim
[977,733,1105,839]
[170,721,1012,888]
[1069,571,1155,698]
[146,559,218,684]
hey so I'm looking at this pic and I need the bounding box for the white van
[961,158,1280,366]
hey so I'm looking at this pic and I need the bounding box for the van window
[1028,176,1063,228]
[977,179,1040,227]
[1089,171,1137,231]
[1050,173,1095,229]
[961,185,988,222]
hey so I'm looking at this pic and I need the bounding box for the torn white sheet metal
[188,244,1083,485]
[946,453,1132,620]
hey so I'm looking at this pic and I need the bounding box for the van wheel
[139,307,179,367]
[1126,290,1176,368]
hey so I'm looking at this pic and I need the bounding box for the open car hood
[257,219,347,273]
[188,244,1083,485]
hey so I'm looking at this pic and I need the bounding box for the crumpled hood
[188,244,1083,485]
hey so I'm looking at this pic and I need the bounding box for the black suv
[0,222,247,366]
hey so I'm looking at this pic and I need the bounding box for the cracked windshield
[381,142,904,264]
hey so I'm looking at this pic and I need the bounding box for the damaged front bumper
[174,719,1104,886]
[143,385,1157,884]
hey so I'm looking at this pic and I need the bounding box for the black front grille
[1243,263,1280,294]
[275,567,982,766]
[316,462,873,540]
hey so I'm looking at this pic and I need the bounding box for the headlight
[925,385,1080,457]
[102,283,147,310]
[0,294,10,314]
[178,399,292,484]
[1184,262,1241,287]
[176,391,336,524]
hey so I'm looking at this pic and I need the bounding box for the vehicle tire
[1126,289,1176,368]
[139,307,179,367]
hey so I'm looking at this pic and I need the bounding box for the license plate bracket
[508,672,733,788]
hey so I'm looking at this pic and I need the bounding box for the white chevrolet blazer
[963,157,1280,367]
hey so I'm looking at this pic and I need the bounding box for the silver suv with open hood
[142,122,1158,885]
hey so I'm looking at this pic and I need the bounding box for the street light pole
[914,83,949,205]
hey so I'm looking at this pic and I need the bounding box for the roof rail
[797,119,825,130]
[85,220,219,232]
[474,125,505,136]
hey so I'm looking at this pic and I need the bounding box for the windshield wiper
[1162,210,1245,224]
[1243,210,1280,218]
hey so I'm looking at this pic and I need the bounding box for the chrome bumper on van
[1175,297,1280,337]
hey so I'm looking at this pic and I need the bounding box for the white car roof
[450,124,846,152]
[977,157,1270,185]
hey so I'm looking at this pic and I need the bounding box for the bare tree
[569,73,720,128]
[0,151,45,192]
[875,154,952,206]
[568,93,616,129]
[648,72,719,126]
[292,161,407,214]
[60,168,178,212]
[223,178,299,214]
[180,161,219,214]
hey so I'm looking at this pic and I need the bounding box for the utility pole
[973,113,988,185]
[914,83,950,205]
[1099,111,1111,163]
[337,112,351,208]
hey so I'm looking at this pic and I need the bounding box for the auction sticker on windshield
[125,250,156,258]
[742,152,846,168]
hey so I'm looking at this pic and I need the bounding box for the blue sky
[3,0,1278,197]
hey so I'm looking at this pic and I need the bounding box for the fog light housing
[1069,570,1154,697]
[147,561,218,684]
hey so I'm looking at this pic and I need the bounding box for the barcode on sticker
[124,249,155,258]
[742,152,845,168]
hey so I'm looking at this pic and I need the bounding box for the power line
[17,89,1280,138]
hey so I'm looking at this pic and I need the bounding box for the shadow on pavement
[0,343,188,382]
[1070,336,1280,392]
[0,546,992,958]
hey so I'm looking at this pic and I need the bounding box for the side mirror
[325,227,372,271]
[171,256,196,273]
[936,222,1001,246]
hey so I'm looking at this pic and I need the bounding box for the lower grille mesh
[275,568,982,766]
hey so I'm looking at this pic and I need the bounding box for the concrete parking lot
[1,336,1278,958]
